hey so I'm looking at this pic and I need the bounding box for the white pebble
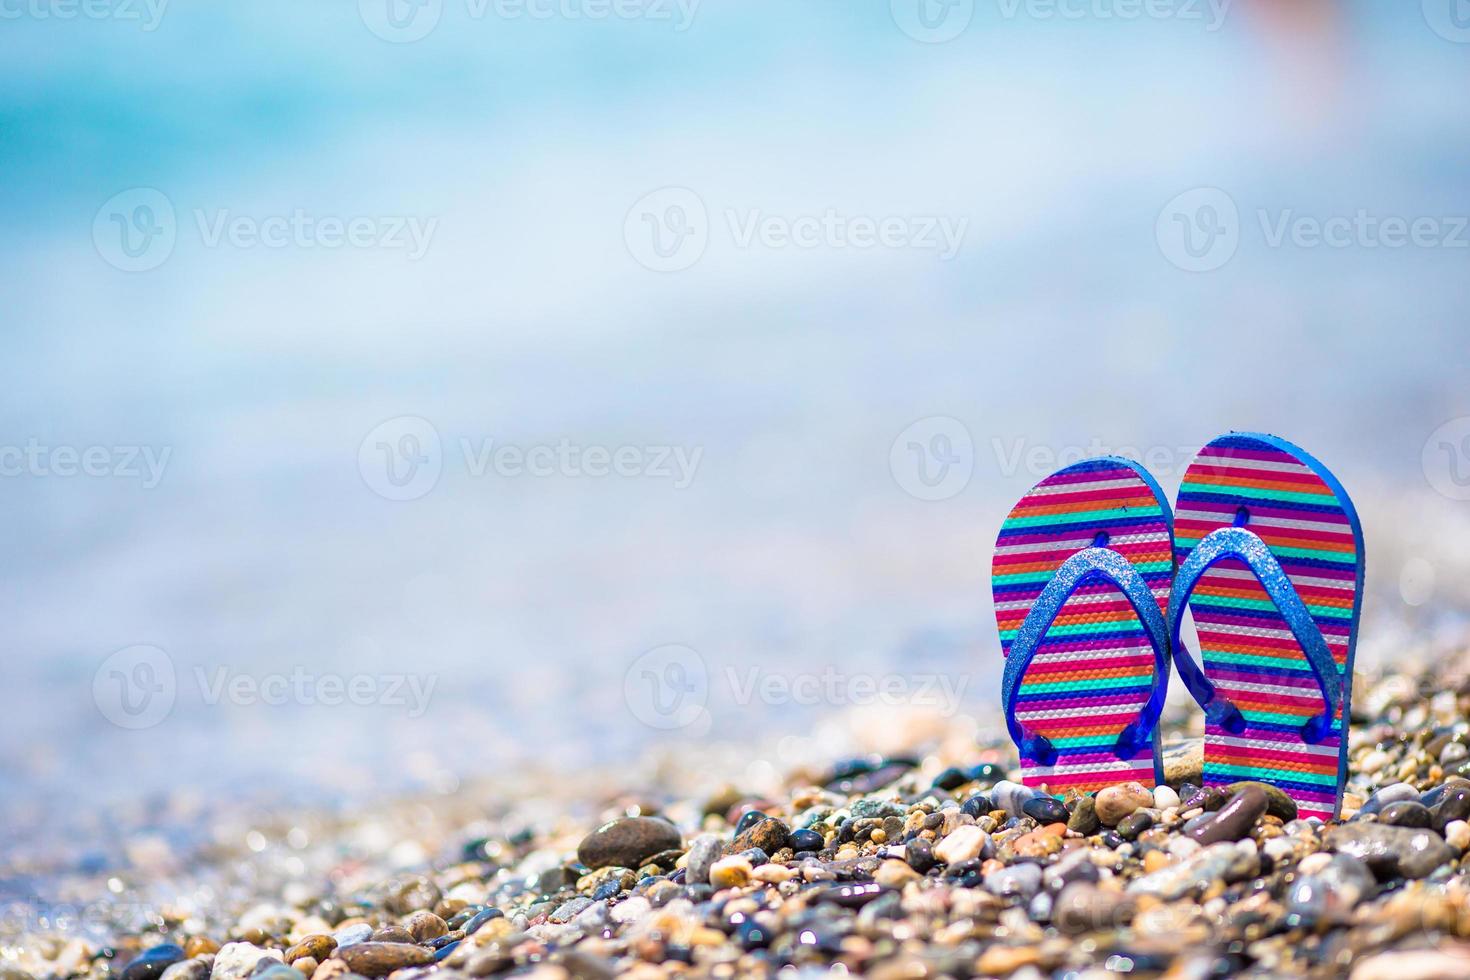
[934,825,990,865]
[1441,742,1469,765]
[1152,785,1180,809]
[1446,820,1470,851]
[1359,749,1391,774]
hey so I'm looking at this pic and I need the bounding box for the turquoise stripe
[1203,762,1337,787]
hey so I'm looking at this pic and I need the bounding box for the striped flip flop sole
[992,458,1174,794]
[1174,434,1362,820]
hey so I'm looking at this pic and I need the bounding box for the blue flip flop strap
[1001,547,1171,765]
[1167,526,1342,741]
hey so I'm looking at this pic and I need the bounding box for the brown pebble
[285,937,336,965]
[183,938,220,959]
[331,943,436,978]
[403,911,447,943]
[368,927,414,945]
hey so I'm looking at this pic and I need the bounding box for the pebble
[1441,742,1469,766]
[1095,782,1153,825]
[1325,822,1456,879]
[788,828,824,852]
[403,911,447,942]
[1117,810,1154,840]
[991,780,1042,817]
[1067,797,1100,836]
[329,925,372,949]
[1224,780,1298,821]
[1350,946,1470,980]
[1186,787,1268,845]
[730,816,789,855]
[283,938,334,965]
[1152,785,1180,809]
[122,945,185,980]
[684,833,722,885]
[211,944,282,980]
[1359,782,1419,816]
[331,943,435,978]
[159,962,207,980]
[1021,796,1068,825]
[1378,801,1432,828]
[1445,819,1470,850]
[984,862,1042,900]
[961,794,993,818]
[576,817,681,870]
[708,855,752,889]
[934,825,990,865]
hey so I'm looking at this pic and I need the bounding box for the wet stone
[576,817,681,870]
[1117,810,1154,841]
[991,780,1042,817]
[961,794,993,818]
[122,945,186,980]
[330,925,372,949]
[212,943,282,980]
[788,828,824,852]
[1186,787,1268,845]
[734,810,768,836]
[284,938,335,966]
[461,908,503,937]
[1068,797,1100,836]
[1378,800,1432,828]
[984,862,1042,900]
[931,766,969,791]
[331,944,436,978]
[905,838,937,874]
[1095,782,1153,826]
[1022,796,1068,825]
[1224,781,1298,822]
[403,911,446,943]
[730,816,789,855]
[1324,823,1456,880]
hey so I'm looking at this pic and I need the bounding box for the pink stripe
[1016,691,1150,711]
[1204,724,1340,748]
[1028,766,1152,788]
[1037,466,1139,487]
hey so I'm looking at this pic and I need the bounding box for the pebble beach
[8,643,1470,980]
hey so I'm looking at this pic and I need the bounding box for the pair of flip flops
[991,433,1362,820]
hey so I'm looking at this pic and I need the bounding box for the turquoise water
[2,1,1469,841]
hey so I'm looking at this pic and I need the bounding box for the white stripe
[1030,645,1151,665]
[1175,508,1349,534]
[1026,477,1145,496]
[994,586,1170,612]
[1197,566,1355,591]
[1210,733,1339,758]
[1018,701,1147,720]
[1210,678,1326,699]
[1190,454,1313,476]
[994,531,1171,556]
[1195,623,1349,645]
[1025,759,1153,777]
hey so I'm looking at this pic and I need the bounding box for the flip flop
[992,458,1175,794]
[1170,433,1363,820]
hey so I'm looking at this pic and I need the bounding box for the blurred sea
[2,0,1469,862]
